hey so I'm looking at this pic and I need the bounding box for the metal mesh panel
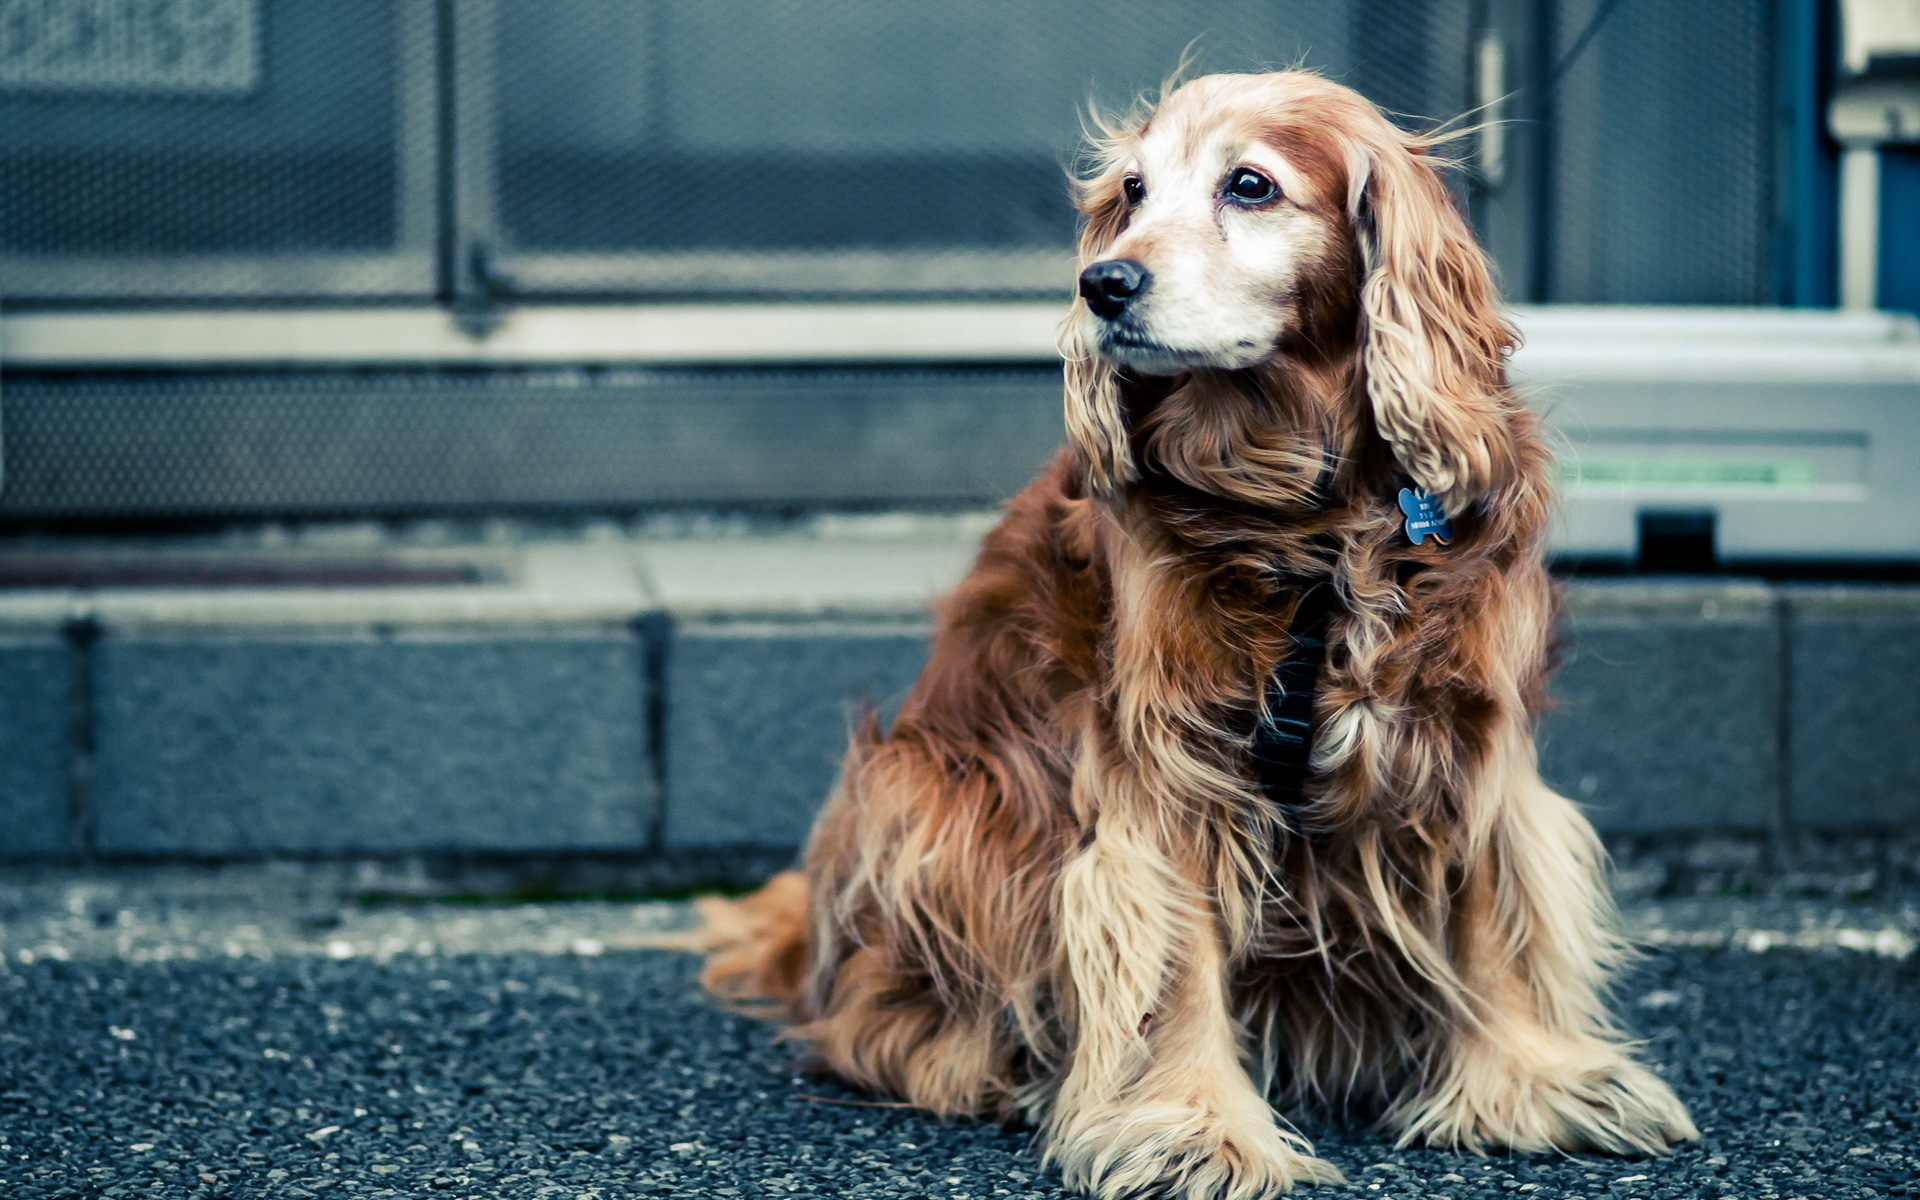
[0,0,1808,523]
[0,0,434,300]
[1544,0,1775,304]
[0,0,1495,304]
[0,367,1067,517]
[481,0,1474,291]
[0,0,1794,308]
[2,3,391,254]
[1350,0,1474,128]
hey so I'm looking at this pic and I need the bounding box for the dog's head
[1063,71,1518,516]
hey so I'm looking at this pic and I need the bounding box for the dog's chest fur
[995,452,1551,952]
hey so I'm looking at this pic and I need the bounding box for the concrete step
[0,527,1915,861]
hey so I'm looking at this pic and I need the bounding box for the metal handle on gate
[1474,31,1508,190]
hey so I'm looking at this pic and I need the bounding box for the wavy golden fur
[695,71,1695,1198]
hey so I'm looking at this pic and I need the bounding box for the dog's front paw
[1049,1100,1342,1200]
[1396,1048,1698,1157]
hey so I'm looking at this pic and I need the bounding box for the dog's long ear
[1349,135,1518,516]
[1060,167,1137,495]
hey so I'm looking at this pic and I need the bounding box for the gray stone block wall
[1539,582,1778,833]
[663,620,930,849]
[91,629,653,855]
[0,636,76,858]
[0,567,1914,862]
[1787,587,1920,828]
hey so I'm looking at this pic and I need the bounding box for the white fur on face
[1082,125,1334,375]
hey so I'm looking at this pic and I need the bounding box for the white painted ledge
[0,303,1070,368]
[5,302,1918,382]
[639,538,980,615]
[1510,306,1920,384]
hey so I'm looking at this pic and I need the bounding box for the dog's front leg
[1391,731,1698,1156]
[1043,797,1339,1200]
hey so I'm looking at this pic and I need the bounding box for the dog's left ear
[1349,137,1519,516]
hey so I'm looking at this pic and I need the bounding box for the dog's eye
[1122,175,1145,205]
[1224,167,1277,203]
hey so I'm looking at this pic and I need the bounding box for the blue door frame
[1780,0,1920,311]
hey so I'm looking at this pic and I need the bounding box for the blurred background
[0,0,1914,886]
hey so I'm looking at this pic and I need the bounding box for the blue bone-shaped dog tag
[1398,487,1454,545]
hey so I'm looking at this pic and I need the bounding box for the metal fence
[1542,0,1778,304]
[0,0,1812,523]
[0,0,1789,307]
[0,365,1068,515]
[0,0,437,300]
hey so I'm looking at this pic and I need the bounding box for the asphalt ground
[1,919,1916,1200]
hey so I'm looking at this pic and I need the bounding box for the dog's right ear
[1060,167,1138,495]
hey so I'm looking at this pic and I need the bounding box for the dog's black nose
[1078,259,1149,320]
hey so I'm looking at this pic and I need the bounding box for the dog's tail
[675,869,812,1017]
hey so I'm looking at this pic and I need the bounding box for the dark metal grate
[0,366,1069,518]
[1544,0,1776,304]
[0,0,1785,307]
[2,2,400,253]
[0,0,1503,303]
[0,0,432,300]
[487,0,1392,260]
[0,0,1799,521]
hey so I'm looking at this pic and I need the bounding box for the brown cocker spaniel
[695,70,1696,1199]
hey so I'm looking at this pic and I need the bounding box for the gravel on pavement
[1,925,1916,1200]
